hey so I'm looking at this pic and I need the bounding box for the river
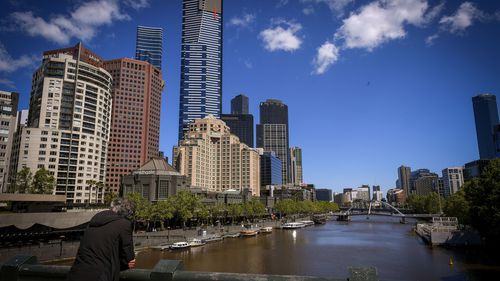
[135,216,500,280]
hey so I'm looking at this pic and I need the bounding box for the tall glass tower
[135,26,163,69]
[472,94,499,159]
[178,0,223,140]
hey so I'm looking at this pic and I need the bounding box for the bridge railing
[0,255,382,281]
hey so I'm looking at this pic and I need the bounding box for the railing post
[150,259,184,281]
[0,255,37,281]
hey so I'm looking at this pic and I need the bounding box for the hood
[89,210,122,227]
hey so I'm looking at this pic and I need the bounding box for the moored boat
[299,220,314,226]
[188,238,206,247]
[240,229,258,236]
[202,235,223,243]
[313,215,327,225]
[259,226,273,233]
[281,222,305,229]
[170,242,190,250]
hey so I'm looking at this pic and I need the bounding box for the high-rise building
[260,151,282,187]
[103,58,163,193]
[411,169,438,196]
[290,147,303,185]
[398,165,411,199]
[11,43,112,203]
[178,0,223,140]
[472,94,499,159]
[0,91,18,192]
[174,115,260,196]
[231,94,249,114]
[135,26,163,70]
[221,114,254,147]
[463,159,490,181]
[257,99,290,183]
[442,167,464,197]
[356,185,370,201]
[316,188,333,202]
[372,185,383,201]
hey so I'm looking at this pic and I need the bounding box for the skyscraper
[290,146,303,185]
[178,0,223,140]
[11,43,112,203]
[398,165,411,199]
[0,91,18,192]
[442,167,464,197]
[472,94,499,159]
[221,94,253,147]
[260,151,282,187]
[135,26,163,69]
[257,99,290,183]
[231,94,249,114]
[103,58,163,193]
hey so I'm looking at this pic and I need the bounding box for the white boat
[170,242,190,250]
[240,229,258,236]
[299,220,314,226]
[259,226,273,233]
[223,232,240,238]
[281,222,305,229]
[188,238,206,247]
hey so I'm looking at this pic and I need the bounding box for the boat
[313,215,327,225]
[201,235,223,243]
[188,238,206,247]
[259,226,273,233]
[240,229,258,236]
[299,220,314,226]
[281,222,305,229]
[223,232,240,238]
[170,242,190,250]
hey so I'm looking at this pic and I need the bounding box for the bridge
[334,201,441,222]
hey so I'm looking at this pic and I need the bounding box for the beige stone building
[174,115,260,196]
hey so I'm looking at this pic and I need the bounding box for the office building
[257,99,290,183]
[260,151,282,187]
[316,188,333,202]
[103,58,163,193]
[0,91,18,192]
[442,167,464,196]
[135,26,163,69]
[435,178,445,198]
[122,158,189,202]
[464,159,490,180]
[174,115,260,196]
[387,188,405,205]
[356,185,370,201]
[398,165,411,199]
[411,169,438,196]
[372,185,383,201]
[231,94,249,114]
[290,147,303,185]
[11,43,112,203]
[472,94,499,159]
[178,0,223,140]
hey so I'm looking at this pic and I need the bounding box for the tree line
[9,167,55,194]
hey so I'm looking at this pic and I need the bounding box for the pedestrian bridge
[334,201,440,220]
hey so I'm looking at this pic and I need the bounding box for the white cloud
[10,0,131,45]
[302,6,315,15]
[0,78,16,89]
[425,34,439,46]
[243,59,253,69]
[0,42,38,73]
[423,1,445,24]
[228,13,256,28]
[259,20,303,52]
[124,0,150,10]
[302,0,354,16]
[335,0,432,51]
[439,2,484,33]
[313,41,339,75]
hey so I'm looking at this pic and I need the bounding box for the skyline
[1,0,500,194]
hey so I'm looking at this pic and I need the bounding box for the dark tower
[472,94,499,159]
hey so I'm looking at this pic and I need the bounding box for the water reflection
[292,230,297,244]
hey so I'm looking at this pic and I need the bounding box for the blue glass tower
[135,26,163,69]
[472,94,499,159]
[178,0,223,140]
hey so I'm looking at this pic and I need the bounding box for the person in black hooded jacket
[67,198,136,281]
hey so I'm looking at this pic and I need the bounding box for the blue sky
[1,0,499,194]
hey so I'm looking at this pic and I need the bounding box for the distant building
[122,158,189,202]
[442,167,464,197]
[463,159,490,181]
[221,115,254,147]
[257,99,290,183]
[356,185,370,201]
[289,147,303,185]
[0,91,18,193]
[387,188,405,205]
[316,188,333,202]
[231,94,249,115]
[411,169,438,196]
[260,151,282,187]
[135,26,163,69]
[472,94,499,159]
[372,185,383,201]
[103,58,163,193]
[435,178,445,198]
[398,165,411,199]
[174,115,260,196]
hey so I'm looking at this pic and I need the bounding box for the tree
[227,203,243,224]
[151,199,175,230]
[210,203,226,224]
[31,167,55,194]
[444,190,470,225]
[85,180,97,203]
[15,167,32,193]
[104,189,118,206]
[126,192,151,231]
[407,193,441,214]
[172,190,200,228]
[463,159,500,245]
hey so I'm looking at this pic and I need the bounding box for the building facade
[174,115,260,196]
[178,0,223,140]
[221,114,253,147]
[103,58,163,193]
[260,151,282,187]
[316,188,333,202]
[0,91,18,192]
[122,158,189,202]
[231,94,248,114]
[411,169,438,196]
[135,26,163,70]
[398,165,411,199]
[472,94,499,159]
[290,147,303,185]
[442,167,464,197]
[464,159,490,181]
[11,43,112,203]
[372,185,383,201]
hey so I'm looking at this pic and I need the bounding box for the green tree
[172,190,200,227]
[104,189,118,206]
[463,159,500,245]
[151,198,175,230]
[15,167,32,193]
[126,192,151,231]
[210,203,226,224]
[227,203,243,224]
[275,199,295,217]
[424,192,441,214]
[444,190,470,225]
[30,167,55,194]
